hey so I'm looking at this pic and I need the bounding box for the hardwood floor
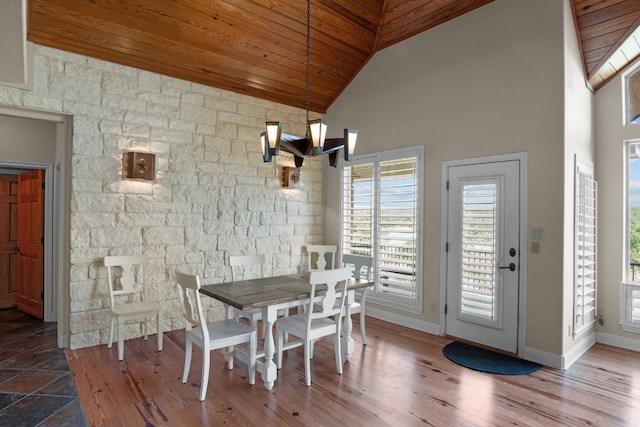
[68,317,640,426]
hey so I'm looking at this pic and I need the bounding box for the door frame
[0,104,72,348]
[439,152,528,356]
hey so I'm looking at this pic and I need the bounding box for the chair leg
[182,338,192,384]
[200,347,210,401]
[360,311,367,345]
[335,323,343,375]
[227,346,235,370]
[276,328,283,369]
[157,312,163,352]
[108,317,115,349]
[117,319,125,361]
[260,320,267,340]
[248,332,256,385]
[304,339,312,386]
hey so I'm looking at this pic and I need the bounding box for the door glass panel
[460,182,498,323]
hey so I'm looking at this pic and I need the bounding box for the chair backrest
[342,254,373,280]
[175,271,207,335]
[229,254,265,281]
[104,255,149,307]
[306,245,337,271]
[307,267,352,323]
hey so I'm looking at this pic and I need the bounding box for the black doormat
[443,341,541,375]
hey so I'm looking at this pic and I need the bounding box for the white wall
[325,0,572,358]
[595,58,640,346]
[0,114,56,163]
[561,0,596,356]
[0,45,322,349]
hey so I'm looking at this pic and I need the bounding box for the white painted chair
[306,245,337,271]
[275,267,352,386]
[341,254,374,345]
[229,254,267,337]
[175,271,257,401]
[104,254,162,361]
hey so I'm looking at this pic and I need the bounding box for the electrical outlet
[531,241,540,254]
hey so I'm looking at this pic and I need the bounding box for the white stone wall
[0,45,324,349]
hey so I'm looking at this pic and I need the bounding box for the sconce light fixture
[125,152,155,180]
[281,166,301,188]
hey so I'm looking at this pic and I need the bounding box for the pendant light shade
[265,121,282,155]
[344,129,357,161]
[261,131,271,162]
[308,118,327,153]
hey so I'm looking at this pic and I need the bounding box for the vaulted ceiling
[27,0,640,114]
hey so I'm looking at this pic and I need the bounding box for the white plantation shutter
[574,159,597,337]
[625,284,640,325]
[460,183,498,322]
[341,147,423,312]
[341,164,374,257]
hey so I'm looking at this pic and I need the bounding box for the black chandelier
[260,0,357,168]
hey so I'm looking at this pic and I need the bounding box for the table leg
[258,306,278,390]
[342,291,355,361]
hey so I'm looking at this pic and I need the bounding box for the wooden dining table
[199,273,372,390]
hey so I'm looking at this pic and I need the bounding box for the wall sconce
[281,166,301,188]
[125,152,155,180]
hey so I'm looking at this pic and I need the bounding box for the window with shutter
[340,147,423,312]
[574,158,597,338]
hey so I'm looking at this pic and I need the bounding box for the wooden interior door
[0,176,19,308]
[17,170,44,319]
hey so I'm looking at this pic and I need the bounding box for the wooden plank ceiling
[28,0,640,114]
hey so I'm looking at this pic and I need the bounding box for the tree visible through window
[628,143,640,282]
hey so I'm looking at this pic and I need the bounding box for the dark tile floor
[0,308,87,427]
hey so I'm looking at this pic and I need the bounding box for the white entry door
[445,159,521,353]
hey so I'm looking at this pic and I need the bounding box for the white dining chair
[230,254,269,337]
[305,245,337,271]
[104,254,162,361]
[230,254,290,332]
[175,271,257,401]
[275,267,352,386]
[341,254,374,345]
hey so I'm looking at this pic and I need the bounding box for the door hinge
[41,291,44,300]
[41,182,45,190]
[445,242,449,252]
[41,237,44,244]
[444,304,448,314]
[446,180,449,190]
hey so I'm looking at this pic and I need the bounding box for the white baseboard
[366,306,441,336]
[562,333,596,369]
[596,331,640,352]
[365,311,640,369]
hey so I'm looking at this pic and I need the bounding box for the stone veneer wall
[0,45,324,349]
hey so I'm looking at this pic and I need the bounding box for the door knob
[499,263,516,271]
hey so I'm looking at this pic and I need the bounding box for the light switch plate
[531,228,545,241]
